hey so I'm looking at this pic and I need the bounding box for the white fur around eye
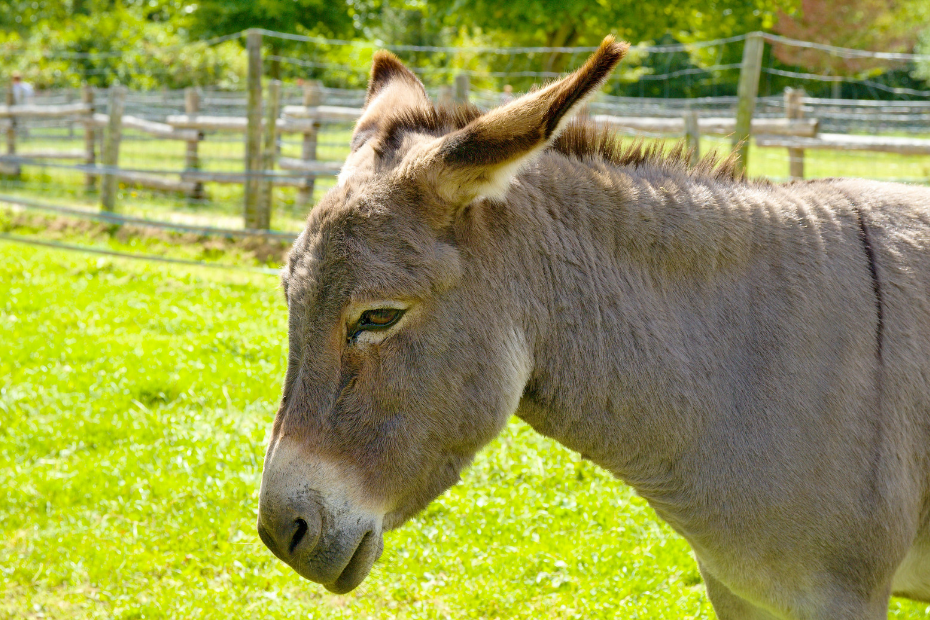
[353,328,394,346]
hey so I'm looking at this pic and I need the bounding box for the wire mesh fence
[2,29,929,238]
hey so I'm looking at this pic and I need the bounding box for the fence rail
[2,29,929,233]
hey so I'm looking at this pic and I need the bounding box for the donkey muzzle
[257,437,386,593]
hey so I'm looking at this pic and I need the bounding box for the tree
[187,0,356,79]
[425,0,795,74]
[0,0,82,35]
[0,1,245,89]
[189,0,353,38]
[772,0,925,74]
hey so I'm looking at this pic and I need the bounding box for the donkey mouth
[324,530,385,594]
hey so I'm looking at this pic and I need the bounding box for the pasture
[2,221,930,618]
[3,122,928,238]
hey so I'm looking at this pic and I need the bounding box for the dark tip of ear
[597,35,630,67]
[575,36,629,96]
[542,35,629,138]
[367,51,427,106]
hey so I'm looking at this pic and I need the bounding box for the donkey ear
[349,51,431,155]
[366,51,429,107]
[408,36,628,209]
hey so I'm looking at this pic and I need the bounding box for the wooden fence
[0,81,341,230]
[2,28,929,231]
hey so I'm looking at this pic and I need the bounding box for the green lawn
[3,224,930,619]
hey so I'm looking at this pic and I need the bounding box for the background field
[5,124,929,241]
[2,225,929,619]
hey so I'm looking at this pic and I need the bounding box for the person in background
[500,84,515,105]
[10,71,35,139]
[11,71,34,105]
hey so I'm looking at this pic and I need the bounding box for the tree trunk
[544,22,578,77]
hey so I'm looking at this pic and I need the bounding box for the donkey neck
[505,152,777,489]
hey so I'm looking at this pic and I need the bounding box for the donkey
[257,37,930,618]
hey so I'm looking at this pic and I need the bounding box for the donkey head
[257,37,627,593]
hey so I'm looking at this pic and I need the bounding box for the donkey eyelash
[347,308,407,342]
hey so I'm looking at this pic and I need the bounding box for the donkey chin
[258,434,474,592]
[256,436,387,594]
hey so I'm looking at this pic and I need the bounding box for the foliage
[0,1,246,89]
[188,0,354,39]
[2,0,929,96]
[911,2,930,83]
[772,0,924,74]
[0,0,84,35]
[763,0,930,98]
[409,0,794,92]
[918,33,930,83]
[186,0,356,79]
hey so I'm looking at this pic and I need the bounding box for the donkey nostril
[289,518,309,554]
[257,499,322,560]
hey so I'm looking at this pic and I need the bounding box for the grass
[3,223,930,619]
[0,208,292,268]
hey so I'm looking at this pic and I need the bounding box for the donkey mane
[554,121,745,182]
[379,101,745,183]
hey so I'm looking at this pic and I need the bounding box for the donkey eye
[361,308,403,328]
[349,308,405,341]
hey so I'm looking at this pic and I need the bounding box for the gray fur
[258,40,930,618]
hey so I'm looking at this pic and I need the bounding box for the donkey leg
[699,561,892,620]
[698,563,780,620]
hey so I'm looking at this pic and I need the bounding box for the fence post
[438,85,453,107]
[785,87,806,180]
[184,87,204,201]
[732,32,764,175]
[100,84,125,212]
[454,73,470,104]
[4,84,19,178]
[94,111,105,166]
[684,108,700,166]
[81,85,96,191]
[244,28,264,229]
[257,79,281,229]
[297,80,322,207]
[66,90,75,139]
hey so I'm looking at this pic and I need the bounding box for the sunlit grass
[2,231,930,618]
